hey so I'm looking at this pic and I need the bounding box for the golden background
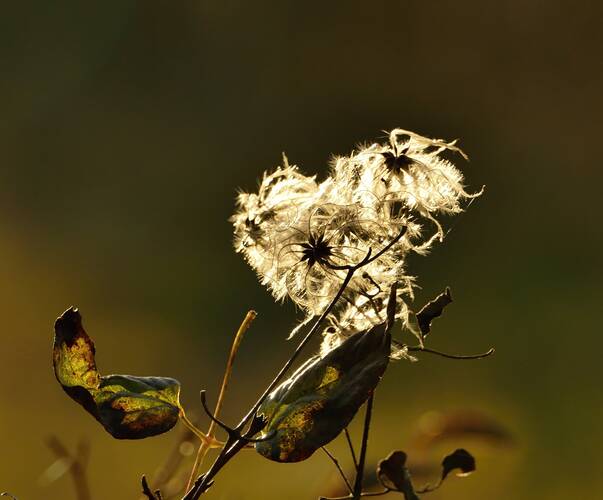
[1,2,601,498]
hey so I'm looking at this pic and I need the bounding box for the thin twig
[349,284,397,499]
[186,310,257,490]
[186,266,359,499]
[322,447,354,495]
[344,428,358,469]
[353,394,375,499]
[329,227,407,271]
[186,233,404,498]
[179,412,222,446]
[141,476,162,500]
[199,391,275,443]
[407,346,495,360]
[237,267,360,428]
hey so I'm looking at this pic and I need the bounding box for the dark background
[1,1,601,498]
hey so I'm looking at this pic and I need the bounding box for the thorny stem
[407,346,495,360]
[322,447,354,495]
[344,428,358,469]
[352,394,374,499]
[186,310,257,491]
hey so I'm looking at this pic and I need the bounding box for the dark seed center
[300,234,332,267]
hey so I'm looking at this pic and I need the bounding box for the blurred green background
[1,1,601,499]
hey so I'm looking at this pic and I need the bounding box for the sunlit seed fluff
[331,129,483,242]
[231,129,482,358]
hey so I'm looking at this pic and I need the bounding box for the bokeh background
[1,1,602,499]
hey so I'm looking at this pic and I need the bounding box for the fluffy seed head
[231,130,482,358]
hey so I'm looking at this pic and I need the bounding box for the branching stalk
[184,267,358,498]
[344,428,358,469]
[184,232,418,498]
[179,411,222,447]
[322,447,354,495]
[328,227,407,271]
[186,310,257,490]
[352,394,374,499]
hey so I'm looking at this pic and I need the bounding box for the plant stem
[179,412,221,446]
[185,310,257,491]
[344,428,358,469]
[237,268,357,429]
[185,230,403,498]
[407,346,494,360]
[322,447,354,495]
[185,266,359,499]
[329,227,407,271]
[353,393,374,500]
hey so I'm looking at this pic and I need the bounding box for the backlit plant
[52,129,492,499]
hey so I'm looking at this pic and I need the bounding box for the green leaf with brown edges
[53,307,181,439]
[254,320,391,462]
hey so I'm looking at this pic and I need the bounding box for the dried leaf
[255,321,391,462]
[53,307,181,439]
[416,287,452,337]
[441,448,476,480]
[376,451,419,500]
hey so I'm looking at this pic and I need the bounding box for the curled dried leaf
[376,451,419,500]
[53,307,181,439]
[416,287,452,338]
[441,448,476,480]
